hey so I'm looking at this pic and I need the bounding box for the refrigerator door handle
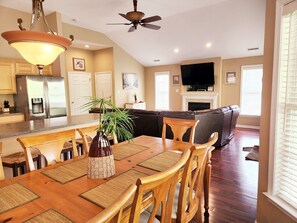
[44,80,50,118]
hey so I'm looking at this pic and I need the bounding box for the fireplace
[181,92,218,111]
[188,102,210,111]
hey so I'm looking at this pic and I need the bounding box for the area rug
[243,145,259,161]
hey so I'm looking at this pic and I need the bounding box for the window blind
[274,7,297,208]
[155,72,169,110]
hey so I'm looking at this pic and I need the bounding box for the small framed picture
[73,58,85,71]
[225,71,236,84]
[173,75,180,85]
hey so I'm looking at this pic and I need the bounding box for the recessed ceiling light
[85,45,90,48]
[174,48,179,53]
[206,42,212,48]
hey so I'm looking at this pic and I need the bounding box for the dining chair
[76,125,118,154]
[129,148,191,223]
[0,142,5,180]
[162,117,199,143]
[17,129,78,172]
[172,146,209,223]
[173,132,218,223]
[87,184,137,223]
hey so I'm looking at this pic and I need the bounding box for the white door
[68,72,92,116]
[95,72,113,99]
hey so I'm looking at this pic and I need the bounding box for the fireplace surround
[181,92,218,111]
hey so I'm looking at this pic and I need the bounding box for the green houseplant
[83,96,134,179]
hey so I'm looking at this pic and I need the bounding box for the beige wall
[222,56,263,127]
[256,0,295,222]
[63,23,145,108]
[93,48,114,73]
[144,58,222,111]
[0,7,32,59]
[144,56,264,128]
[181,57,222,98]
[144,64,182,110]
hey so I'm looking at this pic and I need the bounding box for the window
[240,65,263,116]
[155,72,169,110]
[266,0,297,219]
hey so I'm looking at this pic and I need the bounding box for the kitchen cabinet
[16,62,52,75]
[0,113,24,125]
[0,62,16,94]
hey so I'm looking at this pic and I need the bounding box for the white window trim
[155,71,170,110]
[240,64,263,117]
[265,0,297,220]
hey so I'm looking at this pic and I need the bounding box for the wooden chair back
[0,142,4,180]
[76,125,118,154]
[176,145,209,223]
[199,132,218,148]
[175,132,218,223]
[162,117,199,143]
[129,149,191,223]
[87,184,137,223]
[17,129,78,172]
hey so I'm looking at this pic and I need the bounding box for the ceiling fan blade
[128,26,136,32]
[141,23,161,30]
[119,13,132,21]
[106,23,131,25]
[141,15,161,24]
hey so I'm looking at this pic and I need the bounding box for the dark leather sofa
[90,105,240,148]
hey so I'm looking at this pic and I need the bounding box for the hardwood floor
[194,128,259,223]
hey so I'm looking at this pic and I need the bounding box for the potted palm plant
[83,96,134,179]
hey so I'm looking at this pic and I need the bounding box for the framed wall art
[173,75,180,85]
[123,73,138,89]
[225,71,236,84]
[73,58,85,71]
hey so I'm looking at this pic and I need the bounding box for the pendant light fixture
[1,0,74,74]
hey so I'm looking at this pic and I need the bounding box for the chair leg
[37,156,42,169]
[12,163,18,177]
[20,163,26,175]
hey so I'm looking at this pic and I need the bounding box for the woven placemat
[42,158,88,184]
[113,143,150,160]
[138,151,182,172]
[80,169,147,208]
[24,209,73,223]
[0,183,39,214]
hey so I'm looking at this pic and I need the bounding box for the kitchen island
[0,113,100,156]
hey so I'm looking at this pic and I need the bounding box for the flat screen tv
[180,62,215,86]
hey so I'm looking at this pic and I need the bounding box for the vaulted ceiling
[0,0,266,67]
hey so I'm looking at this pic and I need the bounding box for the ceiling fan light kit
[1,0,73,74]
[109,0,161,32]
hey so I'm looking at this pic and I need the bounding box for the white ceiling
[0,0,266,67]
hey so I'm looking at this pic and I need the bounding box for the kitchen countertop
[0,113,99,139]
[0,112,24,117]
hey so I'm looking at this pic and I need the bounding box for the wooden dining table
[0,135,213,223]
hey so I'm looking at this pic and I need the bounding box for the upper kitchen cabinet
[0,62,16,94]
[16,62,52,75]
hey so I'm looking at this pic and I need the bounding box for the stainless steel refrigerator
[14,75,67,121]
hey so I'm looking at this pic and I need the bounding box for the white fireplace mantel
[181,92,218,111]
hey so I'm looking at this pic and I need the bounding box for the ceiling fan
[107,0,161,32]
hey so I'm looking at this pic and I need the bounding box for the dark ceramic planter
[87,131,115,179]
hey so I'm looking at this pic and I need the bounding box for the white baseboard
[236,124,260,130]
